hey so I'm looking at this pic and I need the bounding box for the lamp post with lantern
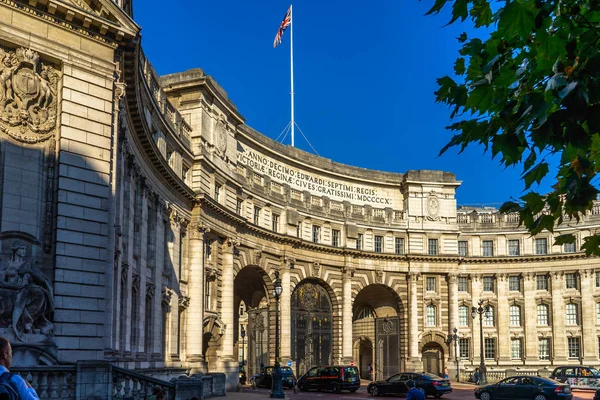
[471,300,491,385]
[241,325,246,371]
[446,327,460,382]
[270,271,285,398]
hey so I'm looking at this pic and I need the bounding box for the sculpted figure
[0,240,54,340]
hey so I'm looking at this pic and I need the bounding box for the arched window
[426,305,436,327]
[537,304,549,326]
[459,305,469,327]
[355,307,375,321]
[509,305,521,326]
[483,306,494,327]
[566,303,579,325]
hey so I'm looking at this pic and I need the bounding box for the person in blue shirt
[406,379,425,400]
[0,337,40,400]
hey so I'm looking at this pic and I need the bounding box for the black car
[253,366,296,389]
[594,388,600,400]
[239,364,247,385]
[297,365,360,393]
[368,372,451,397]
[474,376,572,400]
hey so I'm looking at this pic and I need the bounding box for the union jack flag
[273,6,292,48]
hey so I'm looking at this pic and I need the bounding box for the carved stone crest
[0,48,59,143]
[254,250,262,265]
[426,195,440,221]
[312,261,320,278]
[375,269,383,284]
[215,116,227,154]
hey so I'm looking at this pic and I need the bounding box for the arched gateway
[291,281,333,376]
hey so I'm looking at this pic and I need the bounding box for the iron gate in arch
[291,281,333,377]
[247,307,269,378]
[375,316,400,380]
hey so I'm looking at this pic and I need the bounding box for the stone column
[497,274,510,363]
[471,275,482,366]
[523,273,537,362]
[581,269,596,363]
[408,271,421,368]
[186,223,210,372]
[342,266,355,364]
[280,257,293,363]
[551,272,567,362]
[447,272,459,359]
[220,237,238,391]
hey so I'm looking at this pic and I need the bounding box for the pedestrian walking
[367,363,373,381]
[0,336,40,400]
[473,367,480,385]
[443,367,449,380]
[406,380,425,400]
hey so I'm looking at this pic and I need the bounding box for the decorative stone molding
[312,261,321,278]
[189,223,211,240]
[254,249,262,266]
[550,271,564,280]
[426,193,440,221]
[0,48,60,143]
[407,271,421,282]
[281,255,295,269]
[161,287,173,306]
[206,268,218,282]
[132,273,140,293]
[224,238,239,252]
[120,263,129,282]
[342,266,355,278]
[446,272,458,283]
[146,282,156,299]
[375,269,383,284]
[178,296,190,312]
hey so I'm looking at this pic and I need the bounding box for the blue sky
[134,1,552,206]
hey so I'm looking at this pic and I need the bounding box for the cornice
[459,253,591,264]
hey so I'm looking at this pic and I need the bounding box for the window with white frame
[597,302,600,324]
[332,229,340,247]
[564,242,576,253]
[537,275,548,291]
[484,306,494,327]
[272,214,280,233]
[508,239,520,256]
[458,241,468,256]
[426,305,436,327]
[509,305,521,326]
[566,303,579,325]
[357,233,363,250]
[511,339,522,359]
[484,338,496,359]
[426,277,436,292]
[566,273,577,289]
[205,239,213,261]
[537,304,549,326]
[459,338,469,358]
[375,235,383,253]
[483,276,495,292]
[312,225,321,243]
[253,206,261,225]
[539,338,551,360]
[458,277,468,292]
[596,271,600,288]
[428,239,438,256]
[568,337,580,359]
[214,182,221,203]
[509,276,520,292]
[459,306,469,326]
[482,240,494,256]
[236,198,243,215]
[395,237,405,254]
[535,238,548,255]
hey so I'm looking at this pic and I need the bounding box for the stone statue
[0,240,54,341]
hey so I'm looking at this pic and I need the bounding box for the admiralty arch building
[0,0,599,395]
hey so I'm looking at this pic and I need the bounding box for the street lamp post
[271,271,285,398]
[447,327,460,382]
[241,325,246,373]
[471,300,491,385]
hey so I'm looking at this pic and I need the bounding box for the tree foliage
[428,0,600,255]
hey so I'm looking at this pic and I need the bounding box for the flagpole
[290,4,295,147]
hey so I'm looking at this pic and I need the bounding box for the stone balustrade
[112,366,175,400]
[11,366,76,399]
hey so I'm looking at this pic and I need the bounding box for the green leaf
[582,235,600,257]
[522,162,549,189]
[471,0,493,27]
[466,84,494,114]
[448,0,469,24]
[497,1,536,40]
[425,0,449,16]
[554,234,576,246]
[454,58,466,75]
[499,201,522,214]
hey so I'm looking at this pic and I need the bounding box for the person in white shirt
[0,337,40,400]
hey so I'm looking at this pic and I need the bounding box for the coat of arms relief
[0,48,60,143]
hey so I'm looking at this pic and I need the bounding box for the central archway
[291,280,333,375]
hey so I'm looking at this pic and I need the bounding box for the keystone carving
[312,261,320,278]
[375,269,383,284]
[0,48,60,143]
[254,250,262,265]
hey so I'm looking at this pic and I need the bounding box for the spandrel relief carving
[0,239,54,341]
[0,48,59,143]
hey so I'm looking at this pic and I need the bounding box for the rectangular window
[426,305,436,327]
[428,239,438,256]
[596,272,600,288]
[395,237,405,255]
[332,229,340,247]
[484,338,496,359]
[509,276,520,292]
[537,304,549,326]
[205,239,213,261]
[214,183,221,203]
[253,206,261,225]
[375,235,383,253]
[537,275,548,291]
[508,239,520,256]
[566,303,579,325]
[568,337,580,359]
[482,240,494,257]
[566,273,577,289]
[483,276,495,292]
[535,238,548,255]
[597,303,600,324]
[539,338,551,360]
[458,277,468,292]
[509,305,521,326]
[564,242,576,253]
[511,339,522,359]
[236,198,243,215]
[458,241,468,256]
[357,233,363,250]
[459,306,469,326]
[483,307,494,327]
[312,225,321,243]
[459,338,469,359]
[272,214,279,233]
[426,277,436,292]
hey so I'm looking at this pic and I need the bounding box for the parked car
[550,366,600,389]
[238,364,247,385]
[253,366,296,389]
[367,372,451,397]
[594,388,600,400]
[297,365,360,393]
[474,376,572,400]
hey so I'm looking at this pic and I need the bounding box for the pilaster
[497,274,510,362]
[523,273,537,362]
[581,269,596,363]
[342,266,355,364]
[280,256,293,362]
[408,271,421,369]
[551,272,567,363]
[447,272,459,361]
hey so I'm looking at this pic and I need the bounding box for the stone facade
[0,0,599,394]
